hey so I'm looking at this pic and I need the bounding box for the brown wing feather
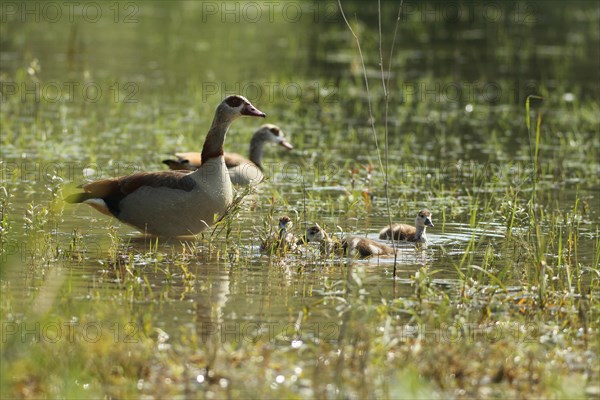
[223,152,250,168]
[174,152,202,168]
[67,171,196,216]
[120,171,196,193]
[379,224,416,241]
[163,152,202,170]
[83,171,196,196]
[165,151,249,170]
[163,160,195,171]
[344,237,394,258]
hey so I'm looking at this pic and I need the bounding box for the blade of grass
[379,0,404,275]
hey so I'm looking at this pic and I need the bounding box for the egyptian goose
[65,95,266,237]
[162,124,293,186]
[260,215,298,254]
[298,224,395,258]
[379,209,434,243]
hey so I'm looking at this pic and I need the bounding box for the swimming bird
[299,224,395,258]
[260,215,298,254]
[162,124,293,186]
[65,95,266,237]
[379,209,434,243]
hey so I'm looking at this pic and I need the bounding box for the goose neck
[201,115,232,163]
[248,136,266,170]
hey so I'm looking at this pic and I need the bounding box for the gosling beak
[296,235,307,246]
[242,103,266,118]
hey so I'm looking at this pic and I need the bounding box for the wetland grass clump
[1,304,156,399]
[0,186,10,240]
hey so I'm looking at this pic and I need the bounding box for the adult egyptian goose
[379,209,434,243]
[162,124,293,186]
[298,224,395,258]
[65,95,266,237]
[260,215,298,254]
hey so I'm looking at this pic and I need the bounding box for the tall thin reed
[378,0,404,273]
[338,0,404,276]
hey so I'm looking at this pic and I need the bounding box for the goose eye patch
[226,96,243,108]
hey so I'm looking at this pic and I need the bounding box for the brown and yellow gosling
[260,215,298,254]
[299,224,395,258]
[379,209,434,243]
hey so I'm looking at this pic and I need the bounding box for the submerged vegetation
[1,1,599,398]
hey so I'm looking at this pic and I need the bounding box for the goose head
[278,215,293,231]
[415,209,434,228]
[254,124,294,150]
[217,95,266,122]
[304,223,327,243]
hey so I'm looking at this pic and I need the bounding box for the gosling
[299,224,395,258]
[260,215,298,254]
[379,209,434,244]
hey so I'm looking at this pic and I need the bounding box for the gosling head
[415,209,434,228]
[305,224,327,243]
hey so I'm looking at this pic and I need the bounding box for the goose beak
[242,103,266,118]
[425,218,434,227]
[279,139,293,150]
